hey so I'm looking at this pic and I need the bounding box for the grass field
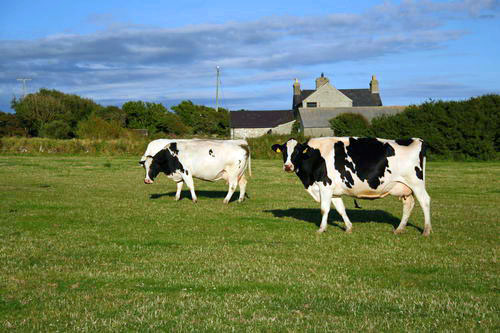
[0,155,498,331]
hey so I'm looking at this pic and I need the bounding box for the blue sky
[1,0,499,113]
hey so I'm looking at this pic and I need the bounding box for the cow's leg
[318,185,333,233]
[223,175,238,204]
[306,184,320,203]
[175,181,184,201]
[413,185,431,236]
[331,197,353,233]
[237,175,247,203]
[181,173,197,203]
[394,195,415,234]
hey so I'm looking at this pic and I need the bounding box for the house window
[306,102,317,107]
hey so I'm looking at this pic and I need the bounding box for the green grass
[0,156,498,331]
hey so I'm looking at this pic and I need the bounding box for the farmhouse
[230,73,406,138]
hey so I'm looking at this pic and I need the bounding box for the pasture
[0,155,498,331]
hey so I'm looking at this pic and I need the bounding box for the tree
[123,101,191,136]
[171,100,229,136]
[0,111,25,137]
[11,89,100,137]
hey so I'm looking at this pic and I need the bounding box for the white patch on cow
[284,139,298,172]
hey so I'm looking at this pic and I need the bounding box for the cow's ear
[139,160,145,166]
[271,144,282,153]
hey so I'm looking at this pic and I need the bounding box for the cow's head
[139,147,169,184]
[139,143,183,184]
[271,139,309,172]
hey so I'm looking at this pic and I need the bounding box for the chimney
[315,72,329,89]
[370,75,379,94]
[293,78,301,110]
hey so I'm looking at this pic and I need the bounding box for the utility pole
[17,78,32,98]
[215,66,220,112]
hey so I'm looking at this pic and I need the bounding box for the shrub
[369,95,499,160]
[76,114,125,140]
[329,113,371,137]
[39,120,72,139]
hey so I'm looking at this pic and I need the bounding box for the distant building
[230,73,406,138]
[230,110,295,139]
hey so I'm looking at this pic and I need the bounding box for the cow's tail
[420,139,428,182]
[247,147,252,177]
[240,143,252,177]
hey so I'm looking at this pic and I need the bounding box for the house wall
[231,120,295,139]
[302,84,352,108]
[303,127,334,137]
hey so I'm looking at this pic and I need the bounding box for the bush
[329,94,500,160]
[329,113,371,137]
[39,120,72,139]
[247,133,307,159]
[76,114,125,140]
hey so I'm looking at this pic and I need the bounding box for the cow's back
[175,140,249,181]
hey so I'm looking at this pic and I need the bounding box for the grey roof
[230,110,295,128]
[299,107,406,128]
[294,88,382,109]
[339,89,382,106]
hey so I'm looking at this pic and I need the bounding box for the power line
[215,66,220,112]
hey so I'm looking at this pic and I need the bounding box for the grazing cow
[140,139,251,204]
[271,137,431,236]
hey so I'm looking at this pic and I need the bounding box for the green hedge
[330,95,499,160]
[0,137,150,156]
[0,134,303,159]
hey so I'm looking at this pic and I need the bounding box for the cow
[140,139,251,204]
[271,137,431,236]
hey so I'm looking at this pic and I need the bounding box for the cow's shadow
[264,208,423,232]
[150,190,240,201]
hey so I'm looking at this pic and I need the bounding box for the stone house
[230,110,295,139]
[230,73,405,138]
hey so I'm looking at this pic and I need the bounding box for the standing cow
[272,137,431,235]
[140,139,251,204]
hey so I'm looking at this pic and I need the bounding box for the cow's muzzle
[284,164,294,172]
[144,178,154,184]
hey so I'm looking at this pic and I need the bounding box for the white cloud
[0,0,498,112]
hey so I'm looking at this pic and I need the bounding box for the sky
[0,0,499,113]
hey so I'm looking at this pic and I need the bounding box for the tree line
[1,89,229,139]
[329,94,499,160]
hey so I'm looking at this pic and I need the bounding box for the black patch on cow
[340,138,396,190]
[209,149,214,157]
[148,148,185,180]
[334,141,355,188]
[415,140,427,180]
[291,143,332,188]
[169,142,179,155]
[396,138,414,146]
[272,143,288,164]
[185,170,189,175]
[415,166,423,180]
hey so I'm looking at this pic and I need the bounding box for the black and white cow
[140,139,251,204]
[272,137,431,235]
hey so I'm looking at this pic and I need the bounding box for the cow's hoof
[422,229,431,237]
[192,199,198,203]
[345,228,353,234]
[237,198,244,203]
[174,197,180,201]
[393,228,405,234]
[223,199,229,204]
[316,228,326,234]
